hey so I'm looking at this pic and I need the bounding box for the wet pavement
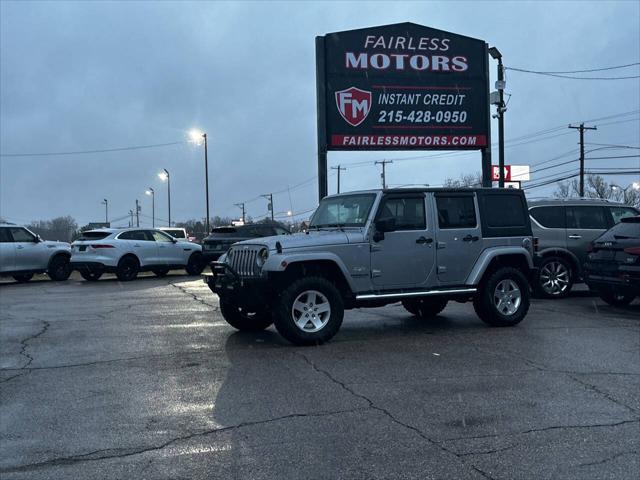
[1,273,638,479]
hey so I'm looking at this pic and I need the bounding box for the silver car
[0,224,72,283]
[529,198,640,298]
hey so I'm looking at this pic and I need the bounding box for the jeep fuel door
[370,194,435,288]
[434,193,483,285]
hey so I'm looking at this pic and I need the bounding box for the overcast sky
[1,0,639,227]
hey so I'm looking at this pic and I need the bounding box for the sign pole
[481,43,493,187]
[315,36,328,202]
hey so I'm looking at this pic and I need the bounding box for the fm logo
[335,87,372,127]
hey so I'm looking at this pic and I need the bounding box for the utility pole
[262,194,274,222]
[135,199,140,227]
[234,202,246,223]
[101,198,108,224]
[569,123,597,197]
[375,160,393,189]
[330,165,347,193]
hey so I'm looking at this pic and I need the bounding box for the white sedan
[70,228,204,281]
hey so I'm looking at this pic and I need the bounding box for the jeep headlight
[256,248,269,268]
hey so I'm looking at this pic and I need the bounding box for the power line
[507,62,640,74]
[506,65,640,80]
[0,141,185,158]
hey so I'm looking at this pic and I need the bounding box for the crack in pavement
[458,444,517,457]
[295,352,497,480]
[567,373,639,415]
[576,450,638,468]
[0,320,50,384]
[0,407,368,474]
[169,281,219,310]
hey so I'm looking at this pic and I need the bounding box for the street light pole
[489,46,506,188]
[159,169,171,227]
[101,199,108,224]
[146,188,155,228]
[203,133,210,233]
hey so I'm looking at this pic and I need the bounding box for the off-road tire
[47,254,71,281]
[473,267,530,327]
[12,274,33,283]
[80,270,103,281]
[152,267,170,277]
[116,256,139,282]
[402,297,448,318]
[219,301,273,331]
[599,292,635,307]
[535,256,573,299]
[185,252,204,276]
[273,276,344,346]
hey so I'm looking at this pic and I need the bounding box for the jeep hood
[235,230,365,251]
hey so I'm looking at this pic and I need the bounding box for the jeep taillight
[623,246,640,256]
[91,244,115,249]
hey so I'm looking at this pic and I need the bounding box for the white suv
[70,228,204,281]
[0,224,72,283]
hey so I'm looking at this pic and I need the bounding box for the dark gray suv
[529,199,639,298]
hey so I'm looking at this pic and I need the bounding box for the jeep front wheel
[220,301,273,331]
[273,277,344,346]
[474,267,530,327]
[402,297,448,318]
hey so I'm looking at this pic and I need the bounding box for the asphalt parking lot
[1,273,638,480]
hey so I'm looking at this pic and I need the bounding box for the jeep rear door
[370,193,435,288]
[434,193,483,285]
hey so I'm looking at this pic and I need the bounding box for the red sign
[492,165,511,181]
[335,87,372,127]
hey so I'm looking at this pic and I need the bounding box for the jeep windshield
[309,193,376,228]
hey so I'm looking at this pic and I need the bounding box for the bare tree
[443,171,483,188]
[554,175,640,207]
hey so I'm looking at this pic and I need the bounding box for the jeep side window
[9,227,36,242]
[566,206,608,229]
[530,206,566,228]
[436,195,476,229]
[609,206,639,224]
[376,196,426,230]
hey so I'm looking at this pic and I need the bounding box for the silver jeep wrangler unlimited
[204,188,535,346]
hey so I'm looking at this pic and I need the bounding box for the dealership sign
[316,23,490,151]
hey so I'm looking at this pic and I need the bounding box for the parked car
[0,223,71,282]
[202,223,290,262]
[204,188,536,346]
[528,199,639,298]
[159,227,196,242]
[70,228,204,281]
[584,216,640,306]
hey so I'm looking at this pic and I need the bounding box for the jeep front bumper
[203,262,271,309]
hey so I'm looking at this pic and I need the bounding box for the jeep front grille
[227,245,261,277]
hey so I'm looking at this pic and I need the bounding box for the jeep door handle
[463,235,479,242]
[568,234,582,239]
[416,236,433,245]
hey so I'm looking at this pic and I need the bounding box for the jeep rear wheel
[273,277,344,346]
[474,267,530,327]
[220,301,273,331]
[402,297,448,318]
[536,256,573,299]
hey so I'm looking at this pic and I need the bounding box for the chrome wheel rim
[291,290,331,332]
[539,261,570,295]
[494,279,522,316]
